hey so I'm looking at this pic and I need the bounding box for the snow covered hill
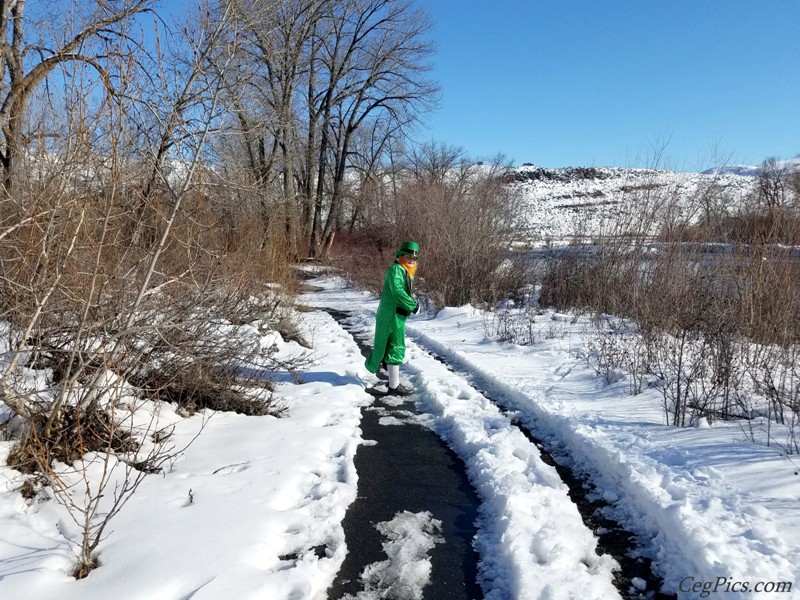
[506,162,786,243]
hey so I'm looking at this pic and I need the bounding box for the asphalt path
[325,309,484,600]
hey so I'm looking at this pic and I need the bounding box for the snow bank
[0,310,367,600]
[406,305,800,599]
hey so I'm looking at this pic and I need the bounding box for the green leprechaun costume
[364,241,420,395]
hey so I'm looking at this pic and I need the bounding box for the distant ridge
[700,157,800,177]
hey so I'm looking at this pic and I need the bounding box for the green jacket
[365,262,418,372]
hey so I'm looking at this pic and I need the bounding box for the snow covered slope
[507,164,763,243]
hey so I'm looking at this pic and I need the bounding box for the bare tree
[756,157,788,212]
[221,0,319,251]
[0,0,152,194]
[0,0,312,578]
[223,0,437,258]
[406,140,468,185]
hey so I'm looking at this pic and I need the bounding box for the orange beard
[398,255,418,279]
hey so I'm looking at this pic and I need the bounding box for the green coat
[365,262,418,372]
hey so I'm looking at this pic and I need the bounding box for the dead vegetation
[335,144,530,308]
[0,0,327,578]
[533,158,800,440]
[7,404,138,475]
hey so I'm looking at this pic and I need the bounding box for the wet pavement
[325,310,483,600]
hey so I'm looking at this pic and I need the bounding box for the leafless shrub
[748,344,800,453]
[583,333,627,386]
[539,252,592,313]
[129,364,282,417]
[536,157,800,430]
[647,330,710,426]
[7,403,138,475]
[395,154,524,307]
[582,327,651,393]
[543,318,569,341]
[336,148,527,308]
[331,229,393,295]
[628,245,751,424]
[3,366,197,579]
[483,304,541,346]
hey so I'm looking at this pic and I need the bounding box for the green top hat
[395,240,419,258]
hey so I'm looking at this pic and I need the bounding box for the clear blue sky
[412,0,800,170]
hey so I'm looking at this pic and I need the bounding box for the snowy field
[304,273,800,599]
[1,269,799,599]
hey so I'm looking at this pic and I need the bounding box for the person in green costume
[364,241,420,395]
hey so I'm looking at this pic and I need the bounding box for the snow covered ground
[1,270,799,599]
[304,272,800,599]
[0,310,368,600]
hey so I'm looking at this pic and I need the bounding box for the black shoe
[387,383,413,397]
[376,360,389,380]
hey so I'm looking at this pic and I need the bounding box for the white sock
[388,364,400,388]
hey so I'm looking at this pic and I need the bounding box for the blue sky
[412,0,800,170]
